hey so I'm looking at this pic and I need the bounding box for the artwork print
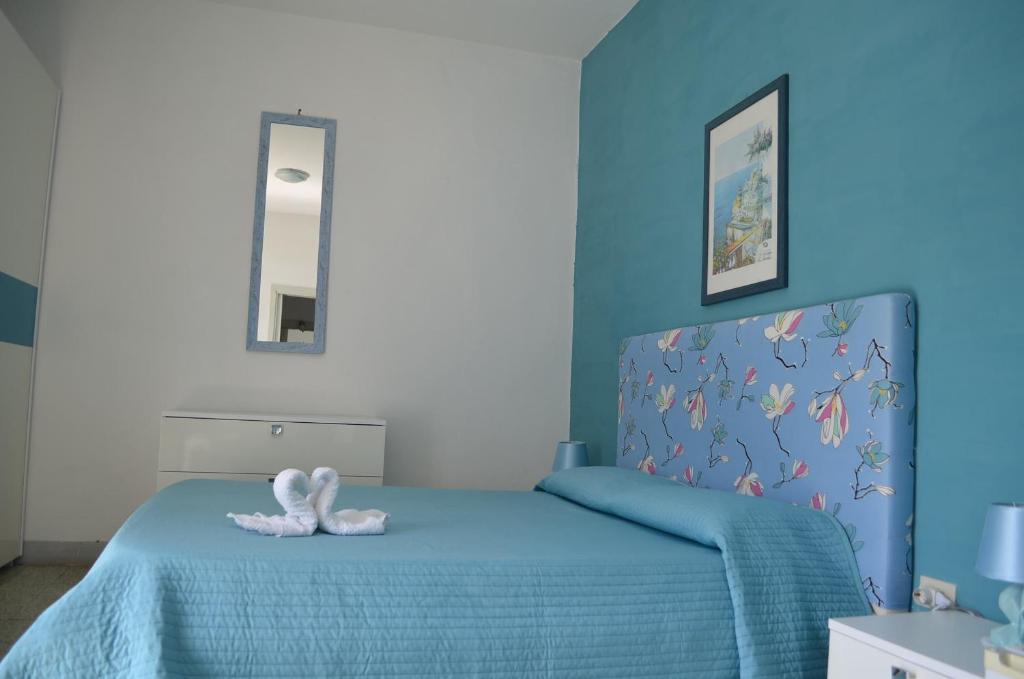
[702,75,788,305]
[713,124,773,274]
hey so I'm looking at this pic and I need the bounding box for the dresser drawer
[156,471,383,491]
[829,630,947,679]
[828,613,993,679]
[158,415,385,478]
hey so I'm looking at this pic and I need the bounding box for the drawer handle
[270,424,284,437]
[891,668,915,678]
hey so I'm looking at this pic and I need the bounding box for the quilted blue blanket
[537,467,870,677]
[1,470,867,678]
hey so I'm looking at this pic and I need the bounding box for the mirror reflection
[257,123,324,344]
[247,113,336,353]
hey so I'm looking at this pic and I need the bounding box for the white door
[0,10,59,566]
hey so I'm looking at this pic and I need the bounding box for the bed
[0,293,915,679]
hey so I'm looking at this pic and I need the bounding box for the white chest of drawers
[157,411,386,490]
[828,612,996,679]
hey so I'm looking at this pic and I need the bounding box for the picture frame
[701,74,788,305]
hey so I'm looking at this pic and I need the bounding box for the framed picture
[702,74,788,305]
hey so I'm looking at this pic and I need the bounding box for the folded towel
[227,468,318,537]
[310,467,389,535]
[321,508,390,536]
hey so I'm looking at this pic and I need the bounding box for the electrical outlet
[919,576,957,606]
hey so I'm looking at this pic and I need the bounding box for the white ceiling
[204,0,637,60]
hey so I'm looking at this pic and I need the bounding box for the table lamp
[977,503,1024,648]
[552,441,589,471]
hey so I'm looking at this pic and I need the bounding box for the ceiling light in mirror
[274,167,310,183]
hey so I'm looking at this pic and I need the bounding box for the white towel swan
[310,467,390,535]
[227,468,319,537]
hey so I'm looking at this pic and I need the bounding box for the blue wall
[572,0,1024,620]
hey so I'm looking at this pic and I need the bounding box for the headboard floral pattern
[616,293,916,611]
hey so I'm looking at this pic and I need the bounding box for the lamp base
[991,584,1024,649]
[552,441,589,472]
[985,646,1024,679]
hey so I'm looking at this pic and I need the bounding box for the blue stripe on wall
[0,270,38,347]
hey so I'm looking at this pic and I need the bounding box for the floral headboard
[616,293,916,611]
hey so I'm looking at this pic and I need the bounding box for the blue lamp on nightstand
[552,441,589,471]
[977,503,1024,648]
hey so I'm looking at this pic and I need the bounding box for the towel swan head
[310,467,341,514]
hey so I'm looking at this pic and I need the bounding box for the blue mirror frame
[246,111,337,354]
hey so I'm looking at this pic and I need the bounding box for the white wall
[257,211,319,341]
[3,0,579,542]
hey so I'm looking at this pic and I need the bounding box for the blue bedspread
[1,468,866,678]
[537,467,870,677]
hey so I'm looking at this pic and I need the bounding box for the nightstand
[828,612,996,678]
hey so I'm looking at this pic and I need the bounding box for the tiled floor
[0,564,89,660]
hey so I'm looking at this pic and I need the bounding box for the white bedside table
[828,612,996,678]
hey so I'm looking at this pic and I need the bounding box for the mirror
[247,112,336,353]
